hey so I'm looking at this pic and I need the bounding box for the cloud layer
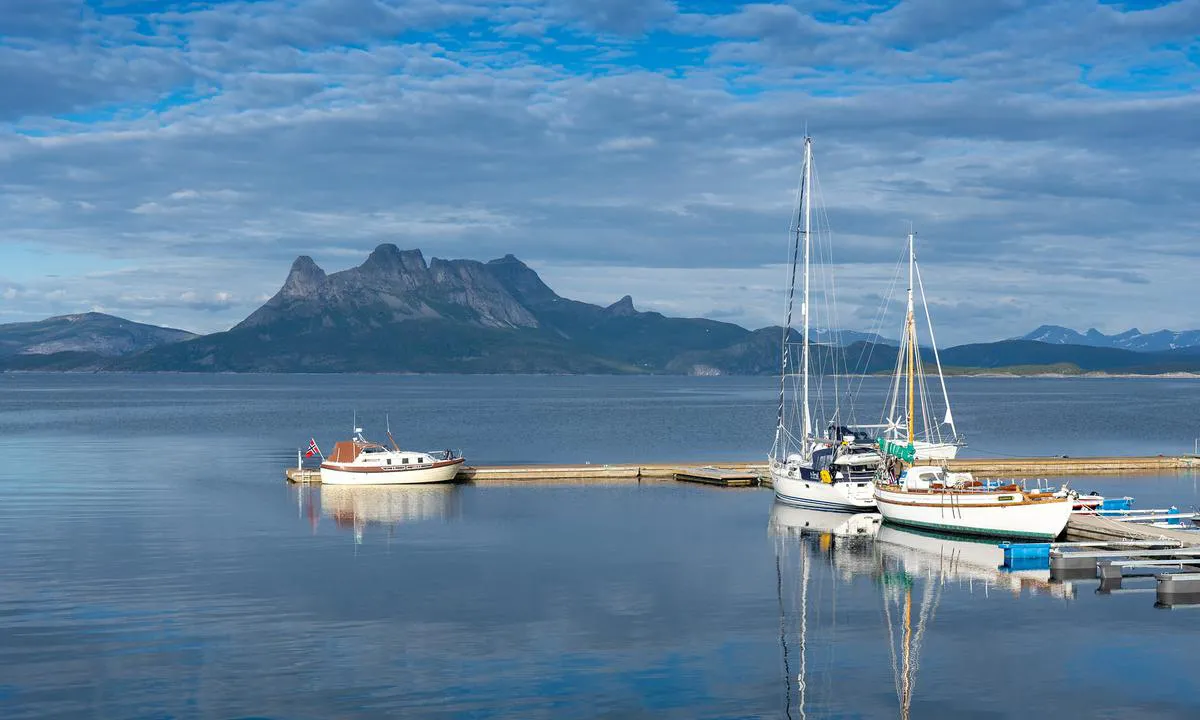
[2,0,1198,343]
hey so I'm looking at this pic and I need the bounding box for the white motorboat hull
[913,441,959,461]
[873,485,1072,540]
[320,458,463,486]
[771,463,877,512]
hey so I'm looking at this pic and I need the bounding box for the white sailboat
[872,232,1073,540]
[769,136,881,513]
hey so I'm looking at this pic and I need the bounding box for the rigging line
[914,259,956,438]
[852,239,907,416]
[811,163,844,424]
[777,159,807,451]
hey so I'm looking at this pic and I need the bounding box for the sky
[1,0,1198,345]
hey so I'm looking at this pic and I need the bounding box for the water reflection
[304,484,462,544]
[770,502,1077,719]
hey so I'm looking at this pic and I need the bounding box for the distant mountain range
[0,313,194,369]
[1,247,1198,375]
[1018,325,1200,352]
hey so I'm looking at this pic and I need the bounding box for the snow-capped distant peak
[1019,325,1200,352]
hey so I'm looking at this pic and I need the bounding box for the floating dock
[286,455,1196,485]
[951,455,1194,476]
[285,462,766,486]
[673,467,759,487]
[1064,512,1200,544]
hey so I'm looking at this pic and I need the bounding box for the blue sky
[1,0,1198,344]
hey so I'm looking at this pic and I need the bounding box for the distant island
[3,245,1199,376]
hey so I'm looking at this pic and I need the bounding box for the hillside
[0,313,195,360]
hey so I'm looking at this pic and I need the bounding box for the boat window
[402,458,409,464]
[419,456,426,463]
[918,472,942,483]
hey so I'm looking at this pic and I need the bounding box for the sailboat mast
[905,231,916,446]
[801,136,813,445]
[900,587,913,720]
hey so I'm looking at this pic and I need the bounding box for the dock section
[1065,512,1200,544]
[286,455,1195,484]
[673,467,759,487]
[950,455,1192,476]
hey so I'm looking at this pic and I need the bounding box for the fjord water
[0,374,1197,718]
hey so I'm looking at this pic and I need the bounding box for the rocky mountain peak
[485,253,558,307]
[605,295,637,317]
[360,244,427,276]
[280,256,328,300]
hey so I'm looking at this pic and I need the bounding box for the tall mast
[905,230,916,446]
[801,136,812,446]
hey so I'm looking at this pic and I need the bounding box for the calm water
[0,374,1198,718]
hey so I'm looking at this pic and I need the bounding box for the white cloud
[0,0,1197,341]
[598,135,656,152]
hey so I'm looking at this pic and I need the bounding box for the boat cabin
[899,466,945,490]
[326,440,437,468]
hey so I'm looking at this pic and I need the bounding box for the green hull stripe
[881,517,1060,541]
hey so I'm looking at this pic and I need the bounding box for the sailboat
[769,136,880,512]
[872,232,1073,540]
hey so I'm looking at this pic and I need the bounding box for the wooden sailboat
[872,232,1072,540]
[769,136,881,513]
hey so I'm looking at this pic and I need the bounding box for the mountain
[116,246,751,373]
[10,251,1200,376]
[1019,325,1200,352]
[0,312,195,368]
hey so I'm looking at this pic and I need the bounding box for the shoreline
[4,369,1200,379]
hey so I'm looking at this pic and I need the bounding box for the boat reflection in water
[318,484,462,545]
[769,501,1076,719]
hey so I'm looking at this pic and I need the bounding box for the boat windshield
[831,425,874,444]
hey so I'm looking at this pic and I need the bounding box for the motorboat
[319,427,464,485]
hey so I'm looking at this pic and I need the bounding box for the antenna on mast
[386,413,399,451]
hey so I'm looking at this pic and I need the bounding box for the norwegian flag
[304,438,322,458]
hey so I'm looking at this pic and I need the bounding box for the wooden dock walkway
[286,455,1195,485]
[1065,512,1200,544]
[673,467,759,487]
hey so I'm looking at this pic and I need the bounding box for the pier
[286,454,1196,485]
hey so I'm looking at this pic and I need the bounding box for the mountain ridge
[1018,324,1200,352]
[3,247,1199,375]
[0,312,195,360]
